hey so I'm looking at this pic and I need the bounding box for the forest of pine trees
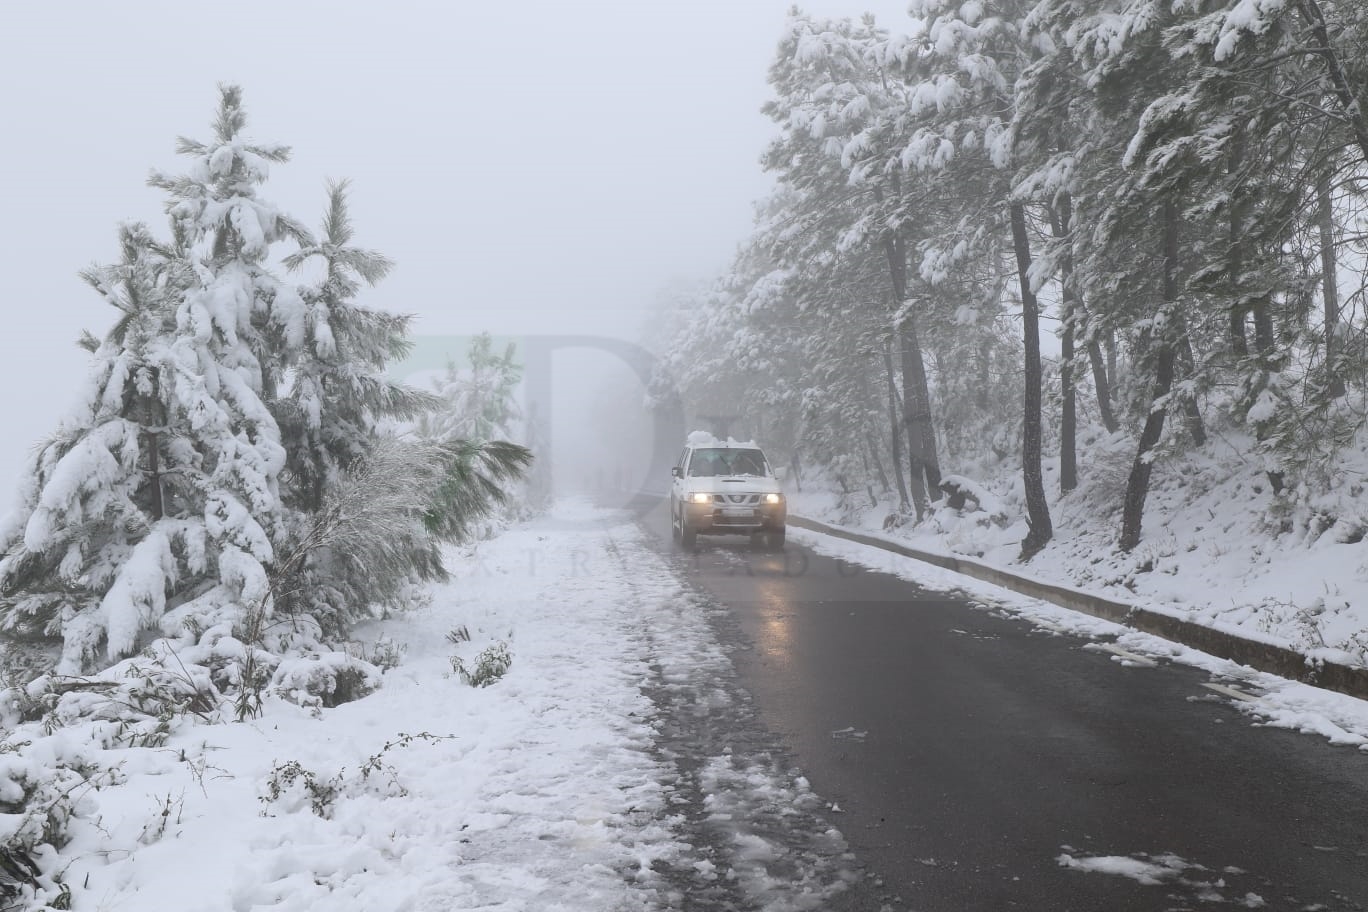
[656,1,1368,558]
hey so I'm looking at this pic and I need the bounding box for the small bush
[138,792,185,845]
[356,731,455,793]
[451,642,511,688]
[234,651,273,722]
[367,636,406,672]
[0,753,124,854]
[261,732,454,819]
[271,653,383,710]
[261,760,341,818]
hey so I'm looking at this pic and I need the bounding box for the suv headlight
[764,493,784,504]
[690,492,713,504]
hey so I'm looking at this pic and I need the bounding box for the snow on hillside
[788,429,1368,672]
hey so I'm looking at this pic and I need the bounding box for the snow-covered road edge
[787,523,1368,753]
[789,513,1368,700]
[17,500,856,911]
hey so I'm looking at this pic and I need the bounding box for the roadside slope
[788,433,1368,689]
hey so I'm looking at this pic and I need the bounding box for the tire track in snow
[600,527,858,911]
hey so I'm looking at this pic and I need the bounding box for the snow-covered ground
[5,499,854,911]
[790,432,1368,671]
[11,468,1368,910]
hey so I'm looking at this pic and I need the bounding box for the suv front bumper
[682,497,786,534]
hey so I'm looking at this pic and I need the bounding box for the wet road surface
[636,495,1368,911]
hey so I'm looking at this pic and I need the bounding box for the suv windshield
[688,448,768,478]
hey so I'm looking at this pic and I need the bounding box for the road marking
[1095,643,1158,667]
[1200,682,1260,703]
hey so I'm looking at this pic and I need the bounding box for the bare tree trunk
[883,338,912,511]
[1318,172,1345,397]
[1243,178,1283,492]
[1049,200,1077,494]
[977,337,992,411]
[1061,321,1077,493]
[882,226,935,518]
[1229,122,1251,359]
[903,314,943,496]
[139,372,166,520]
[1176,333,1208,446]
[1251,300,1276,359]
[1229,315,1250,358]
[1086,338,1118,433]
[1106,333,1117,389]
[898,318,933,515]
[1120,199,1180,552]
[857,366,893,497]
[865,433,892,497]
[1011,202,1053,558]
[878,179,942,512]
[1229,309,1249,359]
[146,431,165,520]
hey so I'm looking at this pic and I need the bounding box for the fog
[0,0,910,502]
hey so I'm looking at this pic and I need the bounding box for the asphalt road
[636,495,1368,911]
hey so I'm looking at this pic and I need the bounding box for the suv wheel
[680,519,697,550]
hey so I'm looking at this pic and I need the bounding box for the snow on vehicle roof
[685,430,760,448]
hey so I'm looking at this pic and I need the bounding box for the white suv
[670,434,786,550]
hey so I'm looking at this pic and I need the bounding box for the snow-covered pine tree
[408,332,533,536]
[1042,1,1204,550]
[761,11,946,516]
[1158,0,1367,495]
[649,0,1368,553]
[0,86,318,672]
[649,10,1032,520]
[418,333,523,444]
[278,179,431,512]
[0,86,534,676]
[1010,13,1108,493]
[268,179,460,636]
[885,0,1055,555]
[0,224,188,671]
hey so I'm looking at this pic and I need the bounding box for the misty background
[0,0,907,498]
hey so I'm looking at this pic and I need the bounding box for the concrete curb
[789,515,1368,703]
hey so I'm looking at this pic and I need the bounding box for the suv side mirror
[671,466,682,478]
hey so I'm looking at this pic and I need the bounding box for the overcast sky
[0,0,912,489]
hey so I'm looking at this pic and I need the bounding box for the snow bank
[8,499,856,910]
